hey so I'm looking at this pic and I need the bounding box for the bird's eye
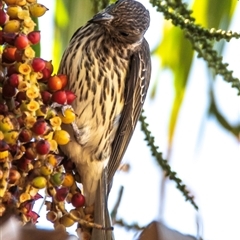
[119,31,129,37]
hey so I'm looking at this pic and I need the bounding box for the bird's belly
[61,36,130,162]
[72,85,124,161]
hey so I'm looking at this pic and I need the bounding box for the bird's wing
[107,38,151,186]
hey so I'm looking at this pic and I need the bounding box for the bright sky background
[37,1,240,240]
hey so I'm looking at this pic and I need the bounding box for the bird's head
[89,0,150,44]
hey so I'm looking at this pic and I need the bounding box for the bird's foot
[74,206,113,240]
[71,121,83,144]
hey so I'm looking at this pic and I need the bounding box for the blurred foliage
[32,17,40,57]
[53,0,94,71]
[151,0,239,151]
[140,111,198,209]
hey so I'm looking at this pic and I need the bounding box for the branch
[139,111,198,210]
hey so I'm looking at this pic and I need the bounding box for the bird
[58,0,151,239]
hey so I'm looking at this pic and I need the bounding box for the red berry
[0,9,8,26]
[3,32,17,45]
[32,120,48,135]
[7,65,18,76]
[40,90,51,104]
[17,157,32,172]
[0,140,9,151]
[65,90,77,104]
[56,187,69,202]
[15,34,29,49]
[71,192,85,208]
[25,147,37,160]
[2,83,16,98]
[0,103,8,114]
[35,139,50,155]
[62,157,74,171]
[0,30,4,45]
[32,57,46,72]
[51,90,67,104]
[8,73,20,87]
[45,60,53,74]
[9,168,21,184]
[18,128,33,142]
[27,31,41,44]
[41,67,51,80]
[14,49,24,62]
[16,91,26,103]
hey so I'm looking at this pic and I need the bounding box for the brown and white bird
[58,0,151,238]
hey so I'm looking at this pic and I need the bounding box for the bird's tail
[91,168,114,240]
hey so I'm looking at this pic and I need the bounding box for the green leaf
[192,0,237,28]
[31,17,40,57]
[153,24,193,146]
[53,0,94,72]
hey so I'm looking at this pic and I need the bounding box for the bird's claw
[51,103,74,117]
[71,121,82,145]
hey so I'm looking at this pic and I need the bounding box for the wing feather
[107,38,151,186]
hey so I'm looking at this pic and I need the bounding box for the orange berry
[3,46,17,62]
[58,74,68,89]
[4,0,17,5]
[47,75,62,92]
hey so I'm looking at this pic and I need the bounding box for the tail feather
[78,160,105,206]
[91,169,114,240]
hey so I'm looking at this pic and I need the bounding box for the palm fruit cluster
[0,0,88,230]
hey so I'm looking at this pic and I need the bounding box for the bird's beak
[89,12,114,23]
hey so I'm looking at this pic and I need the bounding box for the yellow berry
[27,100,39,112]
[0,116,14,133]
[4,20,20,33]
[24,46,35,59]
[26,87,39,99]
[49,116,62,129]
[0,151,9,159]
[31,176,47,189]
[17,10,30,20]
[4,131,18,144]
[7,6,22,19]
[29,3,48,17]
[49,139,58,152]
[19,193,31,203]
[18,81,29,91]
[59,108,76,124]
[60,214,75,227]
[18,63,32,75]
[24,116,36,128]
[40,164,53,176]
[53,130,70,145]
